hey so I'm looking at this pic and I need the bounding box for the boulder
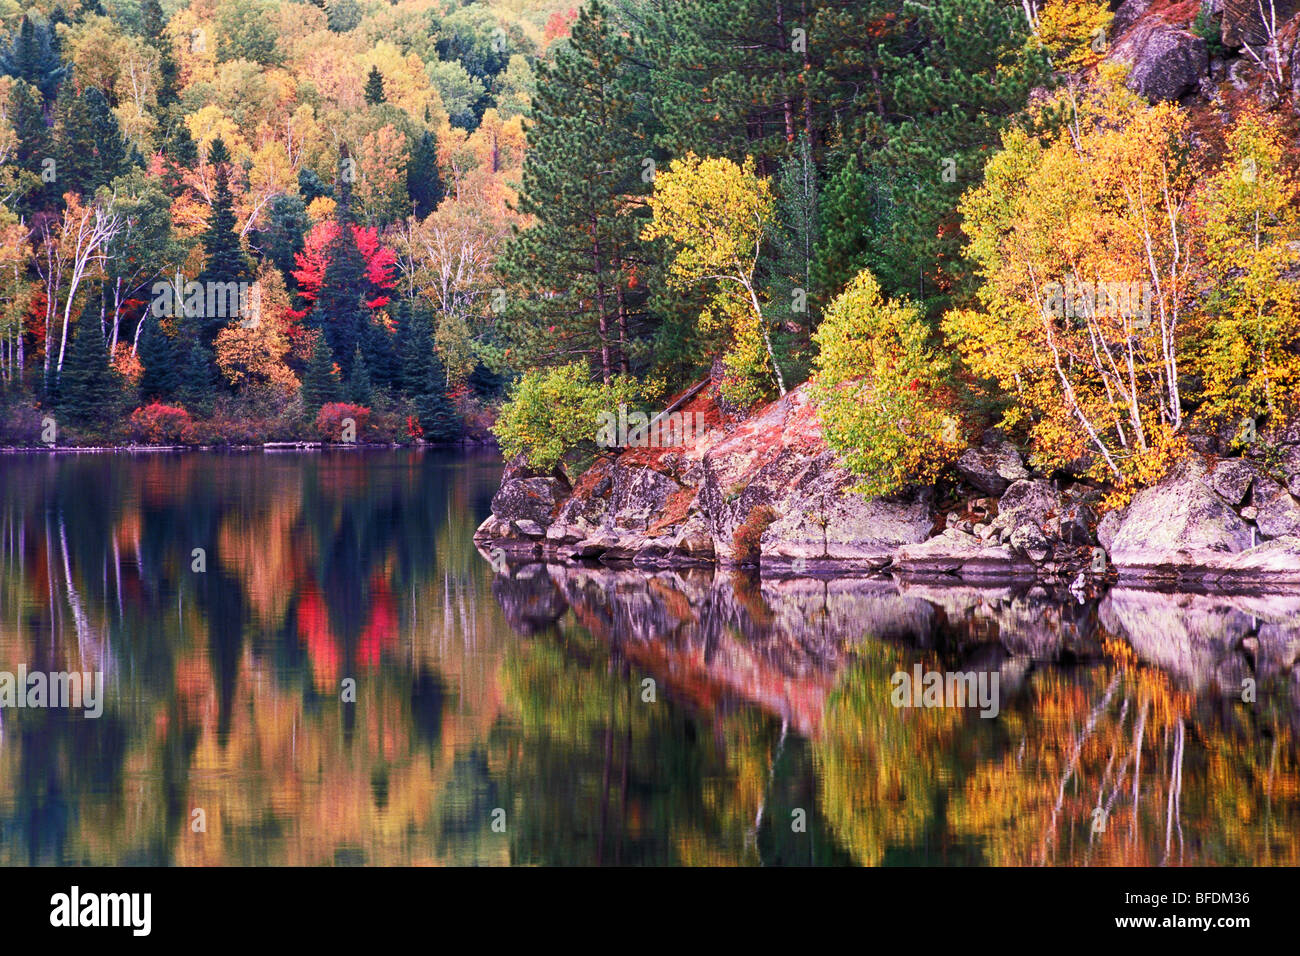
[990,479,1061,539]
[760,470,934,571]
[1111,0,1153,36]
[1251,478,1300,538]
[1203,457,1256,504]
[487,454,571,529]
[954,440,1030,496]
[1096,509,1123,550]
[893,529,1038,580]
[1107,22,1209,102]
[1108,457,1254,579]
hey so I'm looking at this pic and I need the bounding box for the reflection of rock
[1101,588,1300,693]
[490,563,569,635]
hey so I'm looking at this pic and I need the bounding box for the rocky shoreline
[474,384,1300,589]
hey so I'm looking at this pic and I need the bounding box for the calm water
[1,449,1297,866]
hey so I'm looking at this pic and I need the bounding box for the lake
[1,449,1296,865]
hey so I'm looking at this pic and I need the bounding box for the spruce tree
[52,80,98,195]
[137,311,179,402]
[348,345,372,405]
[301,333,341,412]
[59,299,119,428]
[364,65,386,105]
[406,129,443,218]
[0,15,69,103]
[8,79,52,214]
[177,336,219,417]
[194,138,251,346]
[83,86,134,189]
[313,150,370,380]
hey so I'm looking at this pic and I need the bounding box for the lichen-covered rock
[1112,0,1154,36]
[893,529,1038,580]
[1107,22,1209,102]
[954,440,1030,496]
[487,454,571,528]
[1097,509,1123,550]
[1251,478,1300,539]
[1204,457,1256,504]
[1109,457,1254,579]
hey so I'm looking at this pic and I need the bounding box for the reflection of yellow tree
[814,643,962,866]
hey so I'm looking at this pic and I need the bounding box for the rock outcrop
[1106,21,1209,102]
[476,385,1300,588]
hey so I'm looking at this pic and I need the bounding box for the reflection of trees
[496,624,850,865]
[0,450,516,864]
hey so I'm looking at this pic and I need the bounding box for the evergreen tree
[137,311,179,402]
[414,378,460,442]
[83,86,134,188]
[177,336,219,417]
[313,149,370,379]
[406,129,443,218]
[7,79,52,214]
[141,0,181,117]
[194,138,251,346]
[348,345,372,404]
[59,298,119,428]
[361,314,399,392]
[301,333,341,411]
[396,300,435,397]
[364,65,386,105]
[0,15,69,103]
[52,80,98,195]
[498,1,660,383]
[869,0,1049,309]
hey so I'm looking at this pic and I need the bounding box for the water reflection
[0,451,1297,865]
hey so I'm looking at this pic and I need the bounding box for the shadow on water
[1,449,1298,865]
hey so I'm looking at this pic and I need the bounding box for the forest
[1,0,1299,503]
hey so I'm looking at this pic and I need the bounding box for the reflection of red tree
[297,581,339,688]
[359,575,397,667]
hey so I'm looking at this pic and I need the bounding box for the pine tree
[137,311,179,402]
[194,138,251,346]
[406,129,443,218]
[59,298,119,428]
[867,0,1049,309]
[361,314,399,392]
[301,333,341,411]
[141,0,180,117]
[0,15,69,103]
[177,336,219,417]
[498,1,660,383]
[364,65,386,105]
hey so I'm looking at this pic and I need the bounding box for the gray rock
[1252,478,1300,538]
[1096,509,1123,550]
[1009,523,1052,563]
[954,440,1030,496]
[1109,457,1255,578]
[1203,457,1256,504]
[1107,22,1209,102]
[1112,0,1153,36]
[760,476,933,571]
[990,479,1061,539]
[893,529,1038,580]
